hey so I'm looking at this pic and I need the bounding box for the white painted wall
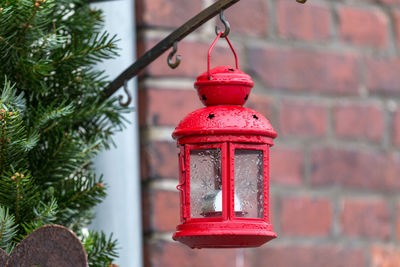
[90,1,142,266]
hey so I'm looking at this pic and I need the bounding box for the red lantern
[172,33,277,249]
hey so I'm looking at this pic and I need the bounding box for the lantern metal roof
[172,105,277,139]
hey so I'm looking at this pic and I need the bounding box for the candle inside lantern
[201,190,242,217]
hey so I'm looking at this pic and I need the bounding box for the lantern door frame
[229,143,270,223]
[183,142,228,223]
[180,141,271,224]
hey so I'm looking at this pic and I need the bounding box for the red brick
[269,194,276,227]
[279,100,328,137]
[270,146,303,186]
[139,88,202,127]
[146,241,241,267]
[392,108,400,146]
[338,7,388,48]
[380,0,400,4]
[253,245,365,267]
[394,11,400,47]
[366,58,400,95]
[333,103,384,142]
[140,144,149,180]
[138,89,150,127]
[222,0,268,36]
[397,202,400,240]
[341,198,391,240]
[311,147,400,190]
[140,40,241,78]
[142,192,151,233]
[152,190,180,232]
[136,0,202,28]
[249,47,360,95]
[280,196,332,236]
[371,246,400,267]
[355,0,400,4]
[142,141,179,180]
[277,0,331,41]
[245,94,274,119]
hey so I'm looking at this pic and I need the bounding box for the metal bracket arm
[100,0,240,102]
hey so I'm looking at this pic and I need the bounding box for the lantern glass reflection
[190,148,222,218]
[234,149,264,218]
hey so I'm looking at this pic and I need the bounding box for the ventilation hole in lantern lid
[244,94,249,101]
[228,68,235,71]
[253,114,259,120]
[208,113,215,119]
[202,95,207,101]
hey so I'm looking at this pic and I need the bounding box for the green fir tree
[0,0,125,265]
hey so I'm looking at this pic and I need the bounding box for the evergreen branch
[0,78,26,113]
[53,32,118,68]
[16,5,39,47]
[0,117,6,175]
[0,104,30,173]
[0,1,124,264]
[0,170,39,225]
[55,172,106,227]
[17,198,59,240]
[23,131,39,152]
[37,103,74,133]
[0,205,17,253]
[82,231,118,267]
[0,78,28,173]
[14,174,20,222]
[32,198,58,224]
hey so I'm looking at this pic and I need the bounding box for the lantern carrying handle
[207,32,239,79]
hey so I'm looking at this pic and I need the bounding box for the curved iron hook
[296,0,307,3]
[167,42,181,69]
[119,80,132,107]
[215,10,230,38]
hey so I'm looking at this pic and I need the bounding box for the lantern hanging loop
[215,10,230,38]
[118,79,132,107]
[208,31,239,79]
[167,41,181,69]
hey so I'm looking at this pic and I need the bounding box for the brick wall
[137,0,400,266]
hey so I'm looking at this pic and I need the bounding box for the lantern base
[173,221,277,249]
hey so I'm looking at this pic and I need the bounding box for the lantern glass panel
[234,149,264,218]
[190,148,222,218]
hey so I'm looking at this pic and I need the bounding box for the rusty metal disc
[0,248,8,266]
[6,225,87,267]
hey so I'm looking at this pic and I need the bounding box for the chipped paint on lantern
[172,34,277,249]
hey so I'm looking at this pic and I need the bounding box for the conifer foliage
[0,0,124,265]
